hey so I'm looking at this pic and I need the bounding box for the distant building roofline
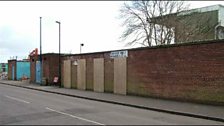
[178,4,224,16]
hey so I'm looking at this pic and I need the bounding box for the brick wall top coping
[62,39,224,57]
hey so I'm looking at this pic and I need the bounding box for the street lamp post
[40,17,42,85]
[56,21,61,88]
[80,43,84,53]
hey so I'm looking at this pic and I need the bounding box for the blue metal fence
[16,62,30,80]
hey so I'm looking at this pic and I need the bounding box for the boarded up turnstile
[71,61,78,89]
[77,59,86,90]
[63,60,71,88]
[93,58,104,92]
[114,57,127,95]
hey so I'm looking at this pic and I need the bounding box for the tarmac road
[0,84,223,125]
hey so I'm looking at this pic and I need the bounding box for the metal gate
[16,62,30,81]
[36,61,41,84]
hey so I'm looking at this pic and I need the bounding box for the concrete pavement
[0,80,224,123]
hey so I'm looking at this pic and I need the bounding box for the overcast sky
[0,1,224,63]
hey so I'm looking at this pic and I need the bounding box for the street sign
[110,50,128,58]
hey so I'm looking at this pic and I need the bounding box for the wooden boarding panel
[93,58,104,92]
[77,59,86,90]
[71,62,77,89]
[63,60,71,88]
[114,57,127,95]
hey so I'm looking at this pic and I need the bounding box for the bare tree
[119,1,189,47]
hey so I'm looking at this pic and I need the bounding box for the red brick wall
[43,55,60,84]
[128,42,224,103]
[62,40,224,104]
[46,55,59,84]
[30,54,59,84]
[8,60,16,80]
[30,56,38,83]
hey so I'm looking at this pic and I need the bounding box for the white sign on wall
[73,60,78,66]
[110,50,128,58]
